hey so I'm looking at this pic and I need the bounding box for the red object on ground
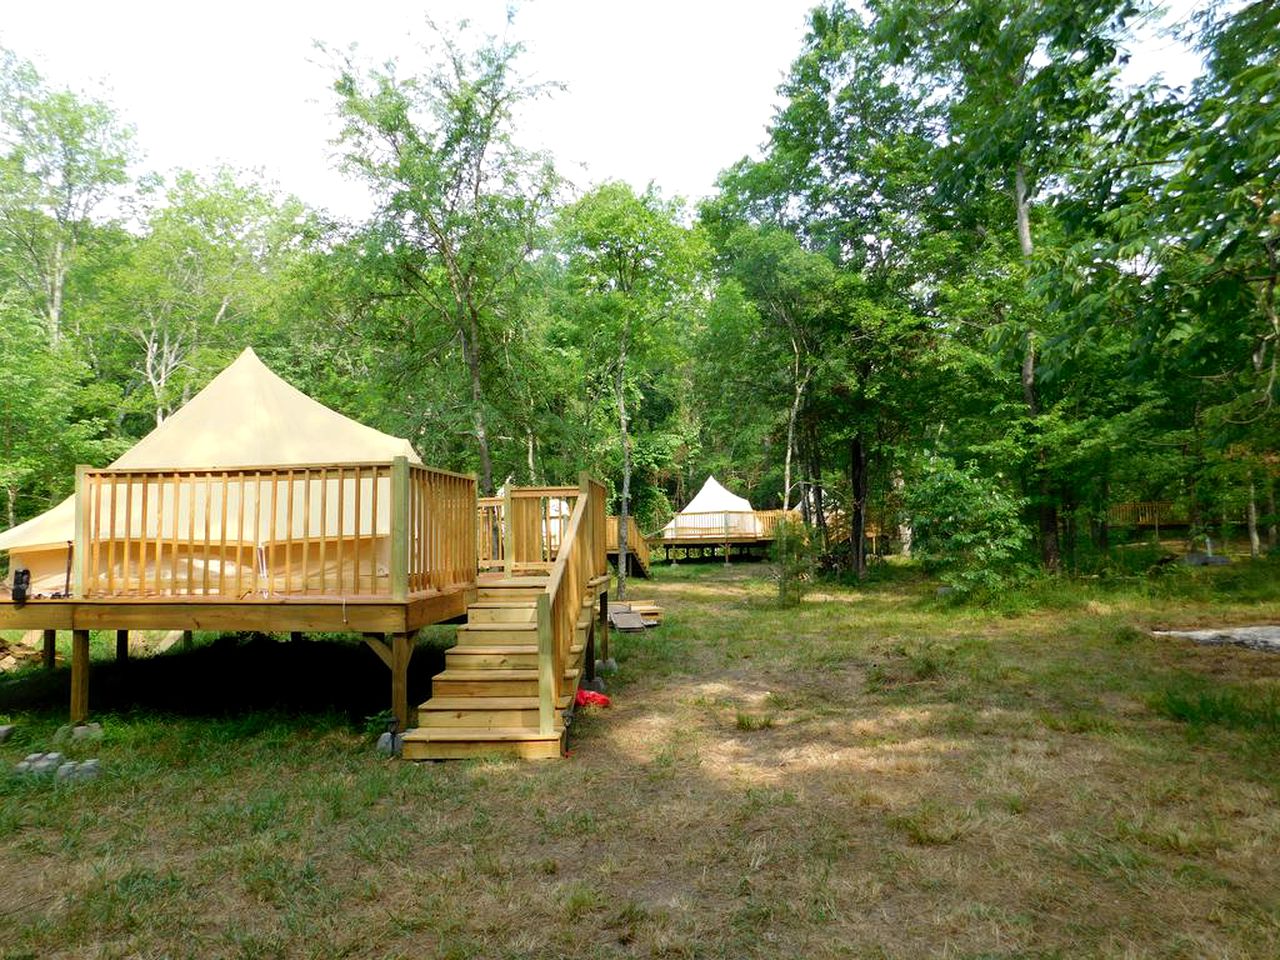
[575,689,611,708]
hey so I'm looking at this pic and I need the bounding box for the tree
[89,169,312,427]
[0,48,133,344]
[557,183,704,598]
[328,23,559,493]
[867,0,1151,569]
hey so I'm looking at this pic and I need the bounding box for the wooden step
[432,667,580,698]
[416,694,569,727]
[446,644,538,669]
[466,605,538,624]
[417,695,575,712]
[457,621,538,635]
[402,726,565,760]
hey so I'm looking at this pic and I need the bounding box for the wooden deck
[3,465,612,761]
[1,457,478,733]
[655,509,801,561]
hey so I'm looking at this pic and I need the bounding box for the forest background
[1,0,1276,590]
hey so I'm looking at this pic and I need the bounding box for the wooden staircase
[402,577,603,760]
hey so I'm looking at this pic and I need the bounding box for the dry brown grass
[2,560,1279,958]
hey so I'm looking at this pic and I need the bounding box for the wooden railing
[477,496,505,572]
[606,515,651,570]
[657,509,801,542]
[1107,501,1187,527]
[536,474,607,734]
[404,463,476,598]
[75,457,476,601]
[475,486,580,576]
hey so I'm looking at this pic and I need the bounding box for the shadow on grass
[0,633,449,723]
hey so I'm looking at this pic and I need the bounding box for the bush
[772,518,816,607]
[903,457,1032,597]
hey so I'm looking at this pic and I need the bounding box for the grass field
[2,559,1279,959]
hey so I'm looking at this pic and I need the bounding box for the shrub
[903,456,1032,597]
[772,517,815,607]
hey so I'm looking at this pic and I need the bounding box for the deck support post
[70,629,90,723]
[536,593,555,735]
[598,589,610,663]
[182,630,193,651]
[115,629,129,663]
[390,631,414,731]
[43,629,56,670]
[290,631,303,644]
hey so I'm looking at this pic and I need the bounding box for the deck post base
[70,629,90,723]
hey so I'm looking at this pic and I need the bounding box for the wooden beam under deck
[0,588,474,635]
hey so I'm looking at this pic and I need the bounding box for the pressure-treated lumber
[70,630,89,723]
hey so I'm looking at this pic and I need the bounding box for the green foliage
[1152,682,1280,740]
[772,518,816,607]
[904,457,1032,595]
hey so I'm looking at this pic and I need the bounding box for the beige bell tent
[661,476,762,540]
[0,348,420,595]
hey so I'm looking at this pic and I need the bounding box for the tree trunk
[462,321,495,495]
[849,436,868,578]
[1014,162,1060,572]
[1267,478,1277,550]
[616,340,631,602]
[808,418,827,549]
[1094,468,1110,551]
[783,351,809,512]
[47,237,65,346]
[893,471,912,558]
[1247,474,1261,559]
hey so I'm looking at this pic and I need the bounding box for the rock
[1154,625,1280,654]
[376,732,403,757]
[55,762,79,782]
[30,753,63,776]
[584,676,607,694]
[52,725,73,745]
[71,723,103,743]
[599,658,619,675]
[74,759,101,781]
[1183,552,1231,567]
[0,724,15,744]
[936,586,954,597]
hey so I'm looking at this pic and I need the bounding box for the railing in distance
[606,514,651,569]
[657,509,802,541]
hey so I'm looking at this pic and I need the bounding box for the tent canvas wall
[0,348,422,596]
[661,476,762,539]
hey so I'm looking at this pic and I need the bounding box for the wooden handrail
[535,474,606,735]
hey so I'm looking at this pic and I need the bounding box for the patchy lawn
[2,559,1279,959]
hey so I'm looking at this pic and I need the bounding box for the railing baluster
[318,467,327,594]
[219,472,228,598]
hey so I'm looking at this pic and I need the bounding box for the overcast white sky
[1,1,1203,221]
